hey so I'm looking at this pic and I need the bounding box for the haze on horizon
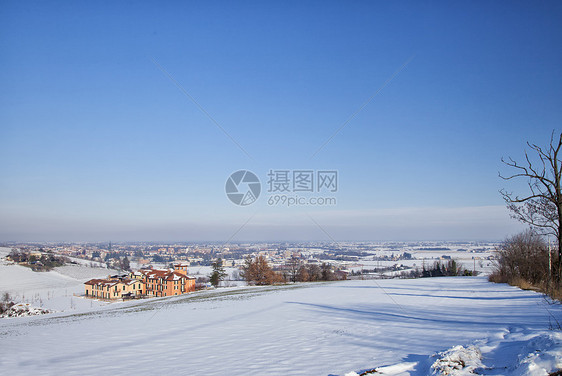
[1,1,560,242]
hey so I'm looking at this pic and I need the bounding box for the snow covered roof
[84,279,114,286]
[140,269,195,281]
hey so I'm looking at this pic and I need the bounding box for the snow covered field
[1,276,561,375]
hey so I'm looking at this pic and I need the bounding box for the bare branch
[500,131,562,273]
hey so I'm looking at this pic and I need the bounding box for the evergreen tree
[120,256,130,271]
[210,258,227,288]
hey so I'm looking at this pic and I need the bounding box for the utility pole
[546,239,552,291]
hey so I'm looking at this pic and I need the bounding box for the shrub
[240,256,284,285]
[0,292,14,314]
[490,230,549,287]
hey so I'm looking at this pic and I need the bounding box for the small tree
[0,292,13,314]
[446,259,459,276]
[209,258,227,288]
[296,265,310,282]
[321,263,334,281]
[286,256,301,283]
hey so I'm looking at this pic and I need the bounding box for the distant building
[29,251,43,258]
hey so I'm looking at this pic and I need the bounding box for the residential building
[85,265,196,300]
[139,268,195,297]
[84,278,145,300]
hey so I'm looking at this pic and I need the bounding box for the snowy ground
[0,276,561,375]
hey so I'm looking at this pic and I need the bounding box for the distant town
[1,240,497,285]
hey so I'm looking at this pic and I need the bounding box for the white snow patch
[430,345,482,375]
[376,362,418,375]
[1,303,51,318]
[508,332,562,376]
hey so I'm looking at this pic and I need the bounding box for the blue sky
[1,1,561,242]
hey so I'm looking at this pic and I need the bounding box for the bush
[240,256,284,285]
[488,230,562,299]
[490,230,549,287]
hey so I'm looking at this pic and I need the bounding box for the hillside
[0,247,112,312]
[0,276,561,375]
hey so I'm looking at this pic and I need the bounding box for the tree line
[400,259,476,279]
[241,255,347,285]
[206,255,347,287]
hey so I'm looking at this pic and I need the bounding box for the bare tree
[296,265,310,282]
[500,131,562,281]
[286,256,301,283]
[240,255,282,285]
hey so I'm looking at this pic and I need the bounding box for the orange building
[140,268,196,297]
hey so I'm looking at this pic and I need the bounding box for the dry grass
[499,277,562,301]
[546,286,562,301]
[510,277,540,291]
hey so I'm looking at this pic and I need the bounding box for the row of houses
[84,263,196,300]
